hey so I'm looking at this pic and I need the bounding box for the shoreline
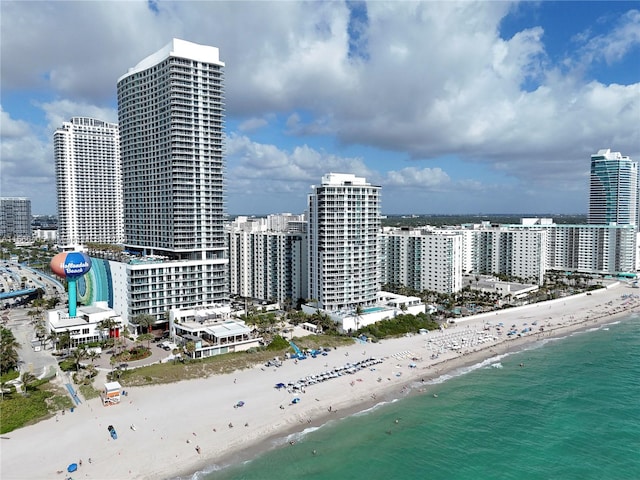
[2,283,639,480]
[199,301,636,479]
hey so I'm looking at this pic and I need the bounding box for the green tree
[71,346,88,373]
[0,326,20,375]
[21,371,38,391]
[58,330,72,355]
[132,314,155,334]
[137,333,154,349]
[185,341,196,358]
[46,331,59,351]
[97,317,120,341]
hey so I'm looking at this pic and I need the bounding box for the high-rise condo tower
[307,173,380,313]
[115,39,228,318]
[54,117,122,248]
[589,149,638,228]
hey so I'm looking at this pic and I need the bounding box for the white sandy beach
[2,282,639,480]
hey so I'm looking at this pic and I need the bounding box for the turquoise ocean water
[186,314,640,480]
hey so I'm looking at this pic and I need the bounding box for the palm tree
[132,313,155,335]
[71,346,88,373]
[34,320,47,346]
[87,349,100,365]
[185,341,196,359]
[0,326,20,375]
[46,296,61,309]
[46,331,59,351]
[137,333,154,350]
[58,330,72,356]
[21,371,38,392]
[354,305,364,332]
[98,317,120,341]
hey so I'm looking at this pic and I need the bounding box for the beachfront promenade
[1,282,638,480]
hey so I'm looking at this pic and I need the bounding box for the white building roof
[203,322,250,338]
[119,38,224,82]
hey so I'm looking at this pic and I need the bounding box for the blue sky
[1,1,638,216]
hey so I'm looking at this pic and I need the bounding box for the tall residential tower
[589,149,638,228]
[0,197,32,240]
[307,173,380,313]
[54,117,122,248]
[113,38,228,323]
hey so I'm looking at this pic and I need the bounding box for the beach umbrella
[67,463,78,472]
[292,397,300,404]
[237,401,245,407]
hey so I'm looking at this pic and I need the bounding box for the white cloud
[1,1,638,214]
[578,9,640,66]
[40,100,118,135]
[385,167,451,190]
[238,117,269,132]
[226,134,373,206]
[0,108,55,208]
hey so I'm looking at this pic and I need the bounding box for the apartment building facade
[307,173,380,312]
[0,197,32,239]
[381,227,463,294]
[228,217,307,308]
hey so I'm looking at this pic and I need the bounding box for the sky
[1,1,638,216]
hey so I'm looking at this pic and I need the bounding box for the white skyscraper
[589,149,638,228]
[54,117,122,248]
[114,39,228,321]
[307,173,380,312]
[118,39,226,259]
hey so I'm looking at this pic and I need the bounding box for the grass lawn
[0,383,73,434]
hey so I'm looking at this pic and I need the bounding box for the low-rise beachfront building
[98,252,228,330]
[169,304,262,359]
[303,291,426,333]
[46,301,124,349]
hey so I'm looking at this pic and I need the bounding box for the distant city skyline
[1,1,638,215]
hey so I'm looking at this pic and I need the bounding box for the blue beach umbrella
[67,463,78,472]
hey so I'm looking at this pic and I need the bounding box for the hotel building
[53,117,122,248]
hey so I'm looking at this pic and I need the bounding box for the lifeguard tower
[102,381,122,406]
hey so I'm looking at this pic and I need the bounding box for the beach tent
[291,397,300,404]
